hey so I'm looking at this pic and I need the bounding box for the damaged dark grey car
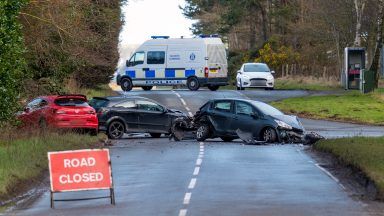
[183,99,307,143]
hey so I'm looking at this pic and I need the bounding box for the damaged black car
[173,99,311,143]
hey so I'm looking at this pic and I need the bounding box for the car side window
[128,51,145,67]
[147,51,165,64]
[213,101,232,113]
[27,98,42,110]
[113,100,136,109]
[136,100,164,112]
[236,102,254,116]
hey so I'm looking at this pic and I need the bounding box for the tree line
[183,0,384,84]
[0,0,125,125]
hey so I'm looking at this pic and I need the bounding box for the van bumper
[198,77,228,86]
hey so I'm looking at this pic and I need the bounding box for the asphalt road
[9,89,384,216]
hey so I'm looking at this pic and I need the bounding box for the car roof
[91,95,165,107]
[243,62,267,65]
[210,98,258,103]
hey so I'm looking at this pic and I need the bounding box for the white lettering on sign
[59,172,104,184]
[63,157,96,168]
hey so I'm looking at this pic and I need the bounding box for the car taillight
[88,110,96,115]
[204,67,209,78]
[54,109,66,114]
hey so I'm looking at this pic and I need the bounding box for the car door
[136,99,169,133]
[232,101,261,137]
[19,98,42,126]
[111,100,140,131]
[208,100,234,134]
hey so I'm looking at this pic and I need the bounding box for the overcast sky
[117,0,195,70]
[119,0,194,45]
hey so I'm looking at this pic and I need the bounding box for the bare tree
[369,0,384,87]
[354,0,367,46]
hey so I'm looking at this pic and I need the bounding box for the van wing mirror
[126,60,129,67]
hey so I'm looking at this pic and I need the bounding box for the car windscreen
[244,64,270,72]
[55,98,88,107]
[89,98,109,109]
[251,101,283,116]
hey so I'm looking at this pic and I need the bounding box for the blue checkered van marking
[126,70,136,78]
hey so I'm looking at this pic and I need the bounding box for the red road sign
[48,149,112,192]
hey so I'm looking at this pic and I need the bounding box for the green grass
[0,132,100,201]
[80,84,118,99]
[271,91,384,125]
[314,137,384,199]
[274,78,342,91]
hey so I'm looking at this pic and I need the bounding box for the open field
[274,76,342,91]
[0,132,101,202]
[272,91,384,125]
[314,137,384,199]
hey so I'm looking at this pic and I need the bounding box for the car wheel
[142,86,153,91]
[107,121,125,139]
[196,124,210,141]
[187,77,200,91]
[261,127,277,143]
[220,136,234,142]
[39,118,47,130]
[121,78,133,91]
[90,129,98,136]
[149,133,161,138]
[208,85,220,91]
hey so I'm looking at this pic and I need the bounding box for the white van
[117,35,228,91]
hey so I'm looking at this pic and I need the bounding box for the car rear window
[55,98,88,107]
[89,98,109,109]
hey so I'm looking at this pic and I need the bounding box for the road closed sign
[48,149,113,192]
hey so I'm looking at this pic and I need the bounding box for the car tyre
[142,86,153,91]
[187,77,200,91]
[220,136,234,142]
[261,127,277,143]
[149,133,161,138]
[208,85,220,91]
[196,124,210,141]
[107,121,125,139]
[121,78,133,92]
[237,86,245,91]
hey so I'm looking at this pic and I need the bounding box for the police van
[117,35,228,91]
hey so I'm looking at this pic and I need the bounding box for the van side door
[145,47,167,84]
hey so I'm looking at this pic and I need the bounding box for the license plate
[71,120,84,125]
[210,69,218,73]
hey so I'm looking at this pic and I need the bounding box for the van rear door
[207,44,227,78]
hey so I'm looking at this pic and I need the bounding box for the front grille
[250,78,267,86]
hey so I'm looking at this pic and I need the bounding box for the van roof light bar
[151,36,170,39]
[199,34,220,38]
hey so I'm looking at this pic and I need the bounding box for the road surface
[9,89,384,216]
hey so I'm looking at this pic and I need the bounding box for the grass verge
[0,132,101,202]
[271,91,384,125]
[314,137,384,199]
[75,84,118,99]
[275,77,341,91]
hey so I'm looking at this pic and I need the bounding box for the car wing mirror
[251,112,259,119]
[24,107,30,113]
[271,70,275,74]
[237,70,242,74]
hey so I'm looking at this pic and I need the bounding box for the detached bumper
[198,77,228,86]
[278,129,304,143]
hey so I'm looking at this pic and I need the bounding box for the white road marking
[199,142,204,145]
[198,154,204,159]
[188,178,197,189]
[183,192,192,204]
[315,163,346,190]
[188,112,193,117]
[185,107,190,111]
[179,209,187,216]
[196,158,202,166]
[180,98,187,106]
[193,167,200,175]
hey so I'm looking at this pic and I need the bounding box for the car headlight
[241,75,250,79]
[274,120,292,130]
[267,75,274,80]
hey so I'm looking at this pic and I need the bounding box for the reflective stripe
[126,69,196,79]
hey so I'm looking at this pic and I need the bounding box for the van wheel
[208,85,220,91]
[121,78,133,91]
[187,77,200,91]
[142,86,153,91]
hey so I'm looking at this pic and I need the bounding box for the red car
[18,94,98,134]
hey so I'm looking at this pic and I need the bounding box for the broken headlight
[274,120,293,130]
